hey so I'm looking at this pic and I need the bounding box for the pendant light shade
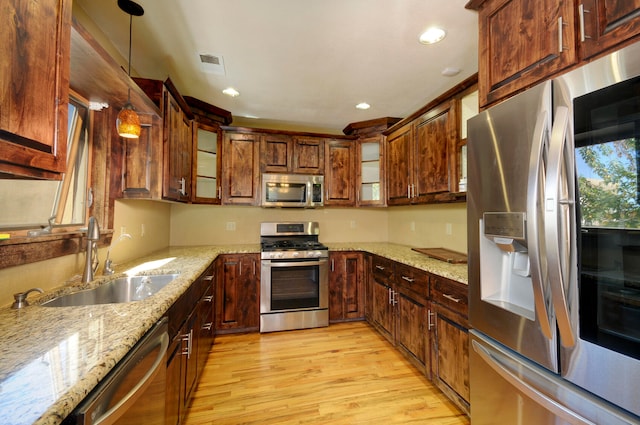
[116,101,141,138]
[117,0,145,139]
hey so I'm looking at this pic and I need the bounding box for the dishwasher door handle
[94,324,169,425]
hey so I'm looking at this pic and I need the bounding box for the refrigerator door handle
[544,105,576,347]
[526,108,554,339]
[472,339,596,425]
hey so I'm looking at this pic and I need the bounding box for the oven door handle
[262,259,328,268]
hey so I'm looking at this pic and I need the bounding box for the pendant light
[116,0,145,139]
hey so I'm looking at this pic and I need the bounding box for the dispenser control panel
[483,212,526,240]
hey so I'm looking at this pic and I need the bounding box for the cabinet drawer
[371,255,394,281]
[395,263,429,299]
[431,275,468,316]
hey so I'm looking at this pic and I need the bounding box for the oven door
[260,258,328,314]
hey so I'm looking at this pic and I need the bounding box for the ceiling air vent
[198,53,225,75]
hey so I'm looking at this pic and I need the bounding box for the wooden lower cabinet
[430,275,470,415]
[329,251,364,322]
[367,255,429,374]
[165,263,215,425]
[395,290,428,373]
[215,253,260,333]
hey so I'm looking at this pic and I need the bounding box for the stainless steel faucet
[103,233,133,275]
[82,216,101,283]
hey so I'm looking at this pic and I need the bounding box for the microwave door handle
[544,105,576,347]
[527,109,554,340]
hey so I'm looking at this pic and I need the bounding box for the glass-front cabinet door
[358,136,385,206]
[192,122,221,204]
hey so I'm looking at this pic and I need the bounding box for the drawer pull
[203,295,213,303]
[204,274,214,281]
[442,293,462,303]
[375,265,385,270]
[401,276,415,283]
[202,323,213,331]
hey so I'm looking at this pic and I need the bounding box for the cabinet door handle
[181,330,193,358]
[392,290,398,305]
[442,293,462,303]
[578,4,591,42]
[428,309,435,330]
[401,276,415,283]
[558,17,568,52]
[217,186,222,199]
[179,177,187,196]
[407,184,411,199]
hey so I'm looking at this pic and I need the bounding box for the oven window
[270,265,319,310]
[575,75,640,360]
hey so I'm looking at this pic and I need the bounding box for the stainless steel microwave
[261,173,323,208]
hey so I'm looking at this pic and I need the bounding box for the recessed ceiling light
[222,87,240,97]
[356,102,371,110]
[441,67,461,77]
[419,27,446,44]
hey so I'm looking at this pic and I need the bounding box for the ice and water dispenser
[479,212,536,320]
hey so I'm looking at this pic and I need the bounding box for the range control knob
[292,251,300,258]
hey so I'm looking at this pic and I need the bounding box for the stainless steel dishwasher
[63,318,169,425]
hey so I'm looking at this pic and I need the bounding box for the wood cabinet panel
[579,0,640,58]
[261,133,292,173]
[121,113,162,198]
[163,89,193,202]
[414,103,454,197]
[324,140,356,206]
[293,137,324,174]
[215,254,260,333]
[0,0,71,178]
[371,277,395,343]
[221,133,260,205]
[396,291,428,371]
[386,124,413,205]
[329,252,364,322]
[429,274,469,414]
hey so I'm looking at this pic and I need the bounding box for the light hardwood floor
[183,321,470,425]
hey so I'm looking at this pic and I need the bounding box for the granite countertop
[0,243,467,425]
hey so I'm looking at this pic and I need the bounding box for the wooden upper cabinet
[0,0,72,179]
[386,124,413,206]
[579,0,640,59]
[163,86,193,202]
[413,100,456,200]
[292,136,324,174]
[475,0,577,107]
[261,134,293,173]
[469,0,640,107]
[221,132,260,205]
[324,139,356,206]
[120,113,163,199]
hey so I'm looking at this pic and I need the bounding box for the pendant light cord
[127,14,133,76]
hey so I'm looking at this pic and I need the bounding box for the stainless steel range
[260,221,329,333]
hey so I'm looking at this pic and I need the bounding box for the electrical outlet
[226,221,236,231]
[445,223,452,235]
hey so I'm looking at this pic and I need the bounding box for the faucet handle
[12,288,44,309]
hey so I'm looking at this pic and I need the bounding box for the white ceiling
[74,0,478,133]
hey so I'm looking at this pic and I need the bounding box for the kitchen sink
[41,274,180,307]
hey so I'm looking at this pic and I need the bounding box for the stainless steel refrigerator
[467,40,640,424]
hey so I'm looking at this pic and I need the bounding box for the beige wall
[169,205,390,245]
[0,200,171,307]
[1,200,467,307]
[169,203,468,252]
[387,204,467,253]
